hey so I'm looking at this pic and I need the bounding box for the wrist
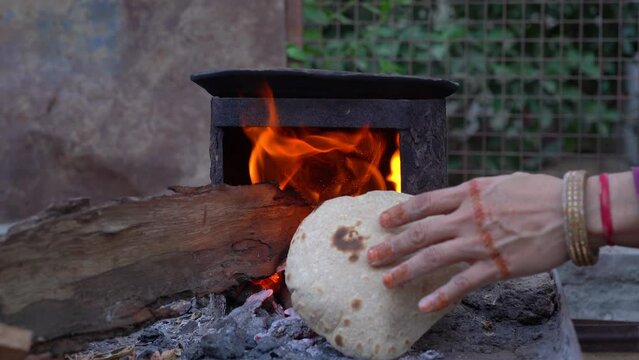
[585,171,639,248]
[585,175,606,248]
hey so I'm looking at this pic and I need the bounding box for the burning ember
[243,84,401,204]
[252,272,282,291]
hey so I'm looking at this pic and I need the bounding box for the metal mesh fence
[289,0,639,185]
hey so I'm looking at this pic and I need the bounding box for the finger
[380,183,467,228]
[368,214,458,266]
[382,238,478,288]
[418,261,498,313]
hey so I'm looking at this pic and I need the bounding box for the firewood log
[0,184,311,354]
[0,323,32,360]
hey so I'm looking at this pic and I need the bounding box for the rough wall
[0,0,286,221]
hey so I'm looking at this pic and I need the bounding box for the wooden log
[0,184,311,353]
[0,323,32,360]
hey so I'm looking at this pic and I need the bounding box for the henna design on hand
[469,179,511,278]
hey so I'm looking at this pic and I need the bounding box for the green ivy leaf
[491,110,510,131]
[379,0,392,18]
[331,12,353,24]
[486,28,515,41]
[543,140,560,154]
[580,54,600,78]
[378,59,399,74]
[304,6,329,24]
[286,44,308,61]
[596,122,611,137]
[522,65,540,78]
[491,63,517,77]
[375,42,400,57]
[428,44,448,61]
[539,108,553,129]
[542,80,558,94]
[562,87,582,99]
[361,3,381,15]
[442,24,466,40]
[355,58,369,72]
[400,25,426,40]
[303,28,322,41]
[379,25,399,38]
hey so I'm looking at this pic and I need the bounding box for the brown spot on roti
[351,298,362,311]
[301,233,306,240]
[343,319,350,326]
[332,226,368,252]
[388,346,397,354]
[356,343,363,352]
[404,340,411,346]
[332,224,370,262]
[335,334,344,347]
[286,273,292,282]
[374,344,380,354]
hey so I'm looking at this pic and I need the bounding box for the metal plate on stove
[191,68,459,99]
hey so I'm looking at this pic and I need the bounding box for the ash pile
[77,289,382,360]
[75,273,579,360]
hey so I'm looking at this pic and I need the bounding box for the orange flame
[252,272,282,290]
[386,134,401,193]
[243,84,400,204]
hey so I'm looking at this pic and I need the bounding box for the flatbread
[286,191,464,360]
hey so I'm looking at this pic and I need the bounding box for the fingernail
[382,272,395,288]
[367,242,393,264]
[419,294,436,312]
[380,212,391,227]
[419,292,450,313]
[382,264,409,288]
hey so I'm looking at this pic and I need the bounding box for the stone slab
[0,0,286,222]
[558,248,639,321]
[417,271,581,359]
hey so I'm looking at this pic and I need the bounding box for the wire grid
[297,0,639,185]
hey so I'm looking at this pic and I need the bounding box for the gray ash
[76,273,577,360]
[78,288,440,360]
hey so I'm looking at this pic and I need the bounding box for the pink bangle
[599,173,614,246]
[633,167,639,199]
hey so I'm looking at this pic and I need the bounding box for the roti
[286,191,464,360]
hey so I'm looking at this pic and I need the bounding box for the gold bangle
[562,170,599,266]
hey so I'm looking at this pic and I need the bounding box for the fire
[252,272,282,290]
[386,134,401,193]
[243,84,401,204]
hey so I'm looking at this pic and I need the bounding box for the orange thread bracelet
[599,173,614,246]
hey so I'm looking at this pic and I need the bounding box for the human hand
[367,173,569,312]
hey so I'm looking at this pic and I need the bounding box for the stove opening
[222,127,400,204]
